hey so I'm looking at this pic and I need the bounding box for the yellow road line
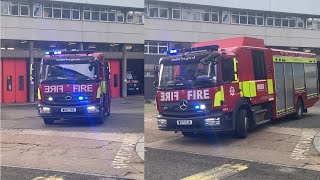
[32,176,64,180]
[181,164,248,180]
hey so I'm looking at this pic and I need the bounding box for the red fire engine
[35,51,111,125]
[154,37,319,138]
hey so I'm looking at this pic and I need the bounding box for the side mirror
[154,65,159,87]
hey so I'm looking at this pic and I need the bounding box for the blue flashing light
[78,96,84,101]
[170,49,177,54]
[195,105,200,110]
[44,52,50,55]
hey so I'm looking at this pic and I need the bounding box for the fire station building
[0,0,144,103]
[144,0,320,99]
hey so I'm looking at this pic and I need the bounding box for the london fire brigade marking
[111,142,135,169]
[229,86,235,96]
[73,84,93,92]
[160,89,209,101]
[291,130,316,160]
[44,85,64,93]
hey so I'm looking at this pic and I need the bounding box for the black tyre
[43,118,54,125]
[293,99,303,119]
[234,109,249,139]
[182,132,197,138]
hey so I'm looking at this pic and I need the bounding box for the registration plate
[177,120,192,125]
[61,108,76,112]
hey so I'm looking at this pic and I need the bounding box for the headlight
[200,105,206,110]
[48,97,53,101]
[87,106,99,113]
[40,107,51,114]
[158,119,167,127]
[204,118,220,126]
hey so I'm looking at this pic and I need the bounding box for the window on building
[20,1,29,16]
[203,9,210,22]
[144,3,148,17]
[231,11,240,24]
[145,41,168,54]
[297,17,304,28]
[72,5,80,20]
[313,18,320,30]
[282,17,289,27]
[43,3,52,18]
[252,50,266,80]
[108,10,116,22]
[127,11,134,23]
[100,9,108,21]
[1,1,10,15]
[91,8,100,21]
[149,5,168,19]
[62,5,70,19]
[172,6,181,20]
[158,42,168,53]
[222,11,230,24]
[248,12,256,25]
[159,7,168,18]
[239,11,248,24]
[211,9,219,23]
[52,4,62,18]
[192,9,202,21]
[306,18,313,29]
[274,16,281,27]
[149,5,158,18]
[83,7,90,20]
[266,16,274,26]
[10,1,19,16]
[33,3,42,17]
[256,13,264,26]
[117,10,124,23]
[288,17,297,28]
[182,6,192,20]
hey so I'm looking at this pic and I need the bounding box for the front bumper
[38,103,103,119]
[157,113,233,132]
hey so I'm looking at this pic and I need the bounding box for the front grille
[160,100,212,117]
[44,93,94,105]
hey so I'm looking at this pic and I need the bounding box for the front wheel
[234,109,249,139]
[43,118,54,125]
[293,99,303,119]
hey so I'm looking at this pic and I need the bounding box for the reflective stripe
[273,56,317,63]
[267,79,274,94]
[239,81,257,97]
[96,86,101,98]
[214,86,224,107]
[101,81,106,93]
[233,58,238,81]
[37,88,41,100]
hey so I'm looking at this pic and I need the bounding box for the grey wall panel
[1,16,143,44]
[151,0,320,15]
[284,63,294,109]
[274,63,286,111]
[145,19,320,48]
[304,63,318,95]
[293,63,305,90]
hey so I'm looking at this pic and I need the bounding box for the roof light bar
[44,50,95,55]
[164,45,219,55]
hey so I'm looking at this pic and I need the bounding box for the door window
[19,76,24,90]
[252,50,267,80]
[7,76,13,91]
[114,74,118,87]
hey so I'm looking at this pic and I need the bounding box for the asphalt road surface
[145,101,320,180]
[1,95,144,180]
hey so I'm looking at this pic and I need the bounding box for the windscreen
[41,62,97,81]
[159,61,217,89]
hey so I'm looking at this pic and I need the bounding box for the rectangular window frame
[10,1,20,16]
[306,18,313,29]
[20,2,30,16]
[117,10,124,23]
[52,4,62,19]
[211,9,219,23]
[71,6,80,20]
[222,10,230,24]
[126,10,134,23]
[256,13,264,26]
[32,3,42,17]
[172,6,181,20]
[231,11,240,24]
[1,1,10,15]
[43,3,53,18]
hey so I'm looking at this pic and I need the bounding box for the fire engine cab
[154,37,319,138]
[36,51,111,125]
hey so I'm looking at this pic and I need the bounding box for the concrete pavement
[314,132,320,154]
